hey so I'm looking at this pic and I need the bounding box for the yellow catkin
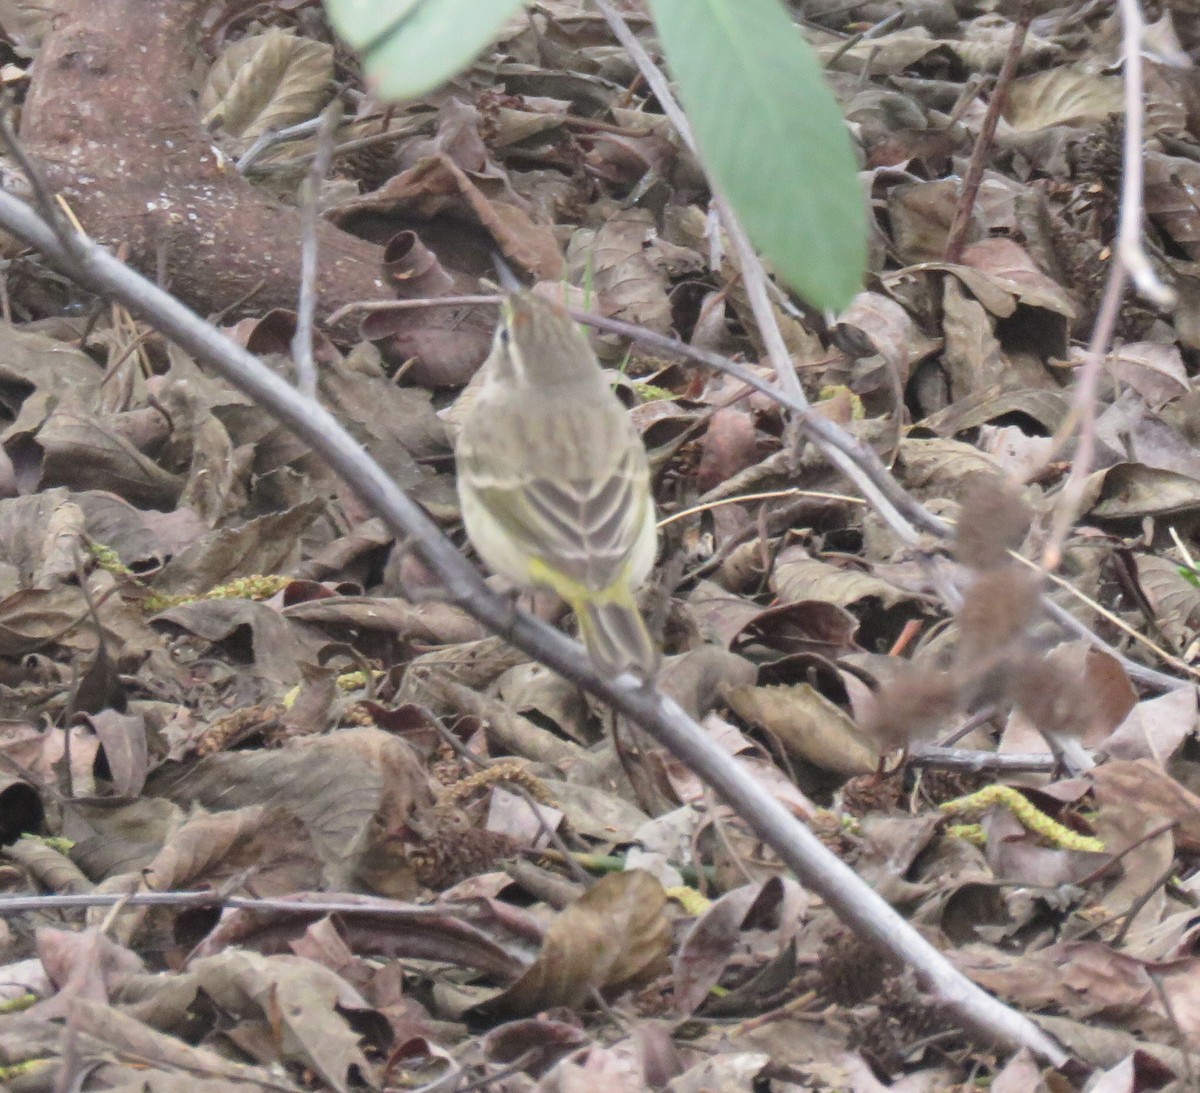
[146,573,292,613]
[666,885,711,915]
[0,1059,52,1081]
[0,993,37,1014]
[88,542,132,577]
[940,785,1105,853]
[944,823,987,846]
[440,761,553,807]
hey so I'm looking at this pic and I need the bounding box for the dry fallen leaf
[726,682,879,775]
[6,0,1200,1085]
[483,870,671,1015]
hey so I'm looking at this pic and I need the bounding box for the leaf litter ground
[0,0,1198,1090]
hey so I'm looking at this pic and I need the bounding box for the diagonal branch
[0,186,1070,1068]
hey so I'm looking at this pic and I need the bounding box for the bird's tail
[573,593,660,681]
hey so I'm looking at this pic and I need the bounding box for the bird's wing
[460,426,651,592]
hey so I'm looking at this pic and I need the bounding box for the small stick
[943,1,1033,264]
[291,99,342,398]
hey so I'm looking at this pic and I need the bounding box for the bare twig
[1113,0,1175,308]
[1042,264,1130,571]
[826,10,905,67]
[657,488,863,529]
[1042,0,1177,570]
[579,308,947,544]
[330,290,950,542]
[235,112,435,176]
[326,293,499,325]
[324,278,1191,689]
[1111,862,1175,947]
[237,117,324,173]
[592,0,812,410]
[943,2,1033,264]
[0,889,496,916]
[909,746,1058,775]
[1008,548,1199,687]
[593,0,1031,644]
[292,99,342,397]
[324,281,1191,690]
[0,187,1070,1066]
[1148,970,1198,1088]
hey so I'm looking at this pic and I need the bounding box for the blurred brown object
[954,473,1033,571]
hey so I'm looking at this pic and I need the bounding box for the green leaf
[647,0,866,311]
[323,0,527,102]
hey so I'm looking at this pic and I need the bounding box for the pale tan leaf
[771,545,914,611]
[1109,342,1190,410]
[725,683,878,775]
[1133,553,1200,649]
[1106,687,1198,765]
[897,436,1004,499]
[921,384,1069,437]
[592,208,673,334]
[67,998,287,1088]
[959,238,1075,318]
[488,870,670,1014]
[1089,759,1200,852]
[1003,66,1122,132]
[201,29,334,151]
[191,950,369,1093]
[1145,151,1200,259]
[1090,463,1200,519]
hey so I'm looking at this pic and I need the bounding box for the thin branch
[292,99,342,397]
[592,0,811,409]
[1009,547,1199,687]
[1148,970,1198,1088]
[327,282,1193,688]
[1043,0,1177,569]
[943,2,1033,264]
[657,488,863,529]
[1114,0,1175,307]
[330,290,951,542]
[0,889,495,916]
[594,0,1154,665]
[326,293,499,325]
[718,197,810,408]
[1042,263,1129,570]
[0,187,1069,1067]
[577,308,949,543]
[235,112,435,177]
[910,746,1057,775]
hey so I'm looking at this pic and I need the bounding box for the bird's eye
[499,326,511,348]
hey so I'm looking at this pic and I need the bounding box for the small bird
[454,289,660,680]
